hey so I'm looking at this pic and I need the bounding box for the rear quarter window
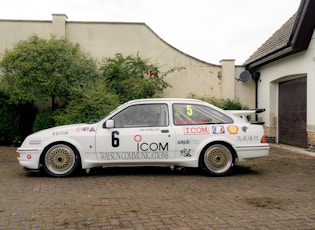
[173,103,233,125]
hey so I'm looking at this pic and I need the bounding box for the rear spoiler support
[227,108,265,125]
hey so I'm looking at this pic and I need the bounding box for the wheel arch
[198,140,237,167]
[40,141,82,168]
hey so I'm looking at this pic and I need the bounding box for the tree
[0,35,99,110]
[0,90,37,144]
[100,53,174,102]
[53,77,120,125]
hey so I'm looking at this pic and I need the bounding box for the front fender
[40,136,92,167]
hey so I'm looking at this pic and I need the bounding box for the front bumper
[16,148,43,170]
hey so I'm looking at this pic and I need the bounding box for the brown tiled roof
[243,13,297,65]
[244,0,315,69]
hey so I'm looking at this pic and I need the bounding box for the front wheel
[42,144,80,177]
[200,143,235,176]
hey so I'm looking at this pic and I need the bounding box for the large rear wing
[227,108,265,125]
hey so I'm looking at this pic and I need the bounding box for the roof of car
[127,98,204,104]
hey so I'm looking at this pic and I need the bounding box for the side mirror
[104,119,115,128]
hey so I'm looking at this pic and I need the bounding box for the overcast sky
[0,0,301,64]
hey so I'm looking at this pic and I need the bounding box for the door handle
[161,130,169,133]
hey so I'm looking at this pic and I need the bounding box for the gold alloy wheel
[203,144,233,174]
[44,144,76,175]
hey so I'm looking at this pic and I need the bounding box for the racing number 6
[112,131,119,147]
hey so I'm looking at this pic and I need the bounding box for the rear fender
[194,136,237,162]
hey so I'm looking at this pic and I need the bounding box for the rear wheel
[42,143,80,177]
[200,143,235,176]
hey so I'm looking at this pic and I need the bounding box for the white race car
[17,98,269,177]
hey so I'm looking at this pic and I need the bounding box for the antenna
[238,70,251,82]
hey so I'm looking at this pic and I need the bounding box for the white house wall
[257,29,315,144]
[0,14,256,108]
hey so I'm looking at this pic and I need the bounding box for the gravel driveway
[0,144,314,229]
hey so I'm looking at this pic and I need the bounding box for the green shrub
[223,98,248,110]
[54,79,121,126]
[0,93,37,145]
[32,109,55,132]
[188,94,248,110]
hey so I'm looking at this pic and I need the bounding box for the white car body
[17,98,269,177]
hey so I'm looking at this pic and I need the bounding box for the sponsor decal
[184,126,210,135]
[212,126,225,134]
[90,127,95,132]
[227,125,239,134]
[180,148,192,157]
[29,140,41,145]
[52,131,69,136]
[137,142,168,152]
[100,137,169,161]
[139,128,160,132]
[99,151,168,160]
[134,135,142,142]
[76,127,90,132]
[237,135,259,142]
[177,139,200,145]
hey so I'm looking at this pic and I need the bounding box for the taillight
[261,135,267,143]
[17,152,20,158]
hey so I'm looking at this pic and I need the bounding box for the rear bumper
[235,144,270,162]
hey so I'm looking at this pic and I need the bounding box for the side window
[111,104,169,128]
[173,103,233,125]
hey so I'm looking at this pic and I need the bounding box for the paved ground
[0,144,314,230]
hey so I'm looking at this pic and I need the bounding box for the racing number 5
[186,105,193,116]
[112,131,119,147]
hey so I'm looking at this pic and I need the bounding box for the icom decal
[99,133,169,160]
[134,134,168,152]
[137,142,168,152]
[184,126,210,135]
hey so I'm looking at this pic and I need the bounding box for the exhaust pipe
[175,167,186,172]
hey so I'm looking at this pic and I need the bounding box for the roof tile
[244,12,297,65]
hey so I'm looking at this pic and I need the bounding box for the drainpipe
[251,71,260,120]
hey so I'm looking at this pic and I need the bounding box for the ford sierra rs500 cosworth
[17,98,269,177]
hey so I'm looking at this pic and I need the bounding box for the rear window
[173,103,233,125]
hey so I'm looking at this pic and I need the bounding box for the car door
[95,103,176,163]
